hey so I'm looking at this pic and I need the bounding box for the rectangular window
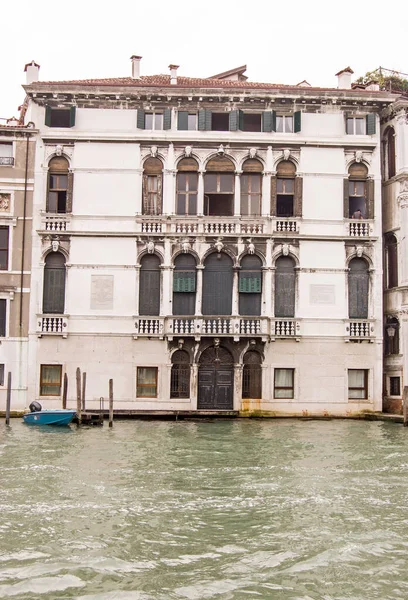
[211,113,229,131]
[188,114,197,130]
[40,364,62,396]
[242,113,262,132]
[241,174,261,216]
[176,173,198,215]
[276,115,293,133]
[0,143,14,166]
[274,368,294,399]
[348,369,368,399]
[0,300,6,336]
[0,227,9,270]
[45,107,76,128]
[0,364,4,386]
[346,117,366,135]
[204,173,234,216]
[145,113,163,130]
[348,180,366,218]
[390,377,401,396]
[276,178,294,217]
[48,174,68,213]
[137,367,158,398]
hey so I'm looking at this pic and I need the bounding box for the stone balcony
[134,316,299,342]
[37,314,69,338]
[345,319,374,341]
[346,219,372,238]
[41,213,71,232]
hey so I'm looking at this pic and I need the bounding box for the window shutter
[69,106,76,128]
[272,110,277,132]
[294,111,301,133]
[173,275,196,292]
[163,108,172,130]
[66,172,74,213]
[43,267,66,314]
[344,178,349,218]
[294,177,303,217]
[239,275,261,293]
[205,109,212,130]
[275,262,296,318]
[177,111,188,130]
[262,111,273,132]
[239,110,244,131]
[0,299,6,336]
[137,109,145,129]
[367,179,374,219]
[366,114,376,135]
[270,176,277,215]
[229,110,239,131]
[45,106,52,127]
[198,109,207,131]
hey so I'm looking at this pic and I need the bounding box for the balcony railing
[345,320,373,340]
[138,217,268,236]
[139,316,270,341]
[37,314,68,337]
[0,157,14,166]
[347,220,372,237]
[274,219,298,233]
[42,214,70,232]
[272,319,299,338]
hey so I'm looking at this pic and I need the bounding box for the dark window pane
[177,194,186,214]
[346,118,354,134]
[220,174,234,193]
[177,173,187,191]
[0,300,6,336]
[275,257,295,317]
[139,255,160,315]
[211,113,229,131]
[187,173,198,191]
[49,110,70,128]
[348,258,369,318]
[204,174,217,193]
[40,365,62,395]
[390,377,401,396]
[242,114,262,132]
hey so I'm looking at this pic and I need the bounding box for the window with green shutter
[173,254,197,316]
[239,275,262,293]
[366,113,376,135]
[45,107,76,128]
[173,273,196,292]
[239,255,262,316]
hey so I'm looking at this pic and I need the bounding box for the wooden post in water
[82,372,87,411]
[62,373,68,409]
[109,379,113,428]
[76,367,82,424]
[403,386,408,427]
[5,371,11,425]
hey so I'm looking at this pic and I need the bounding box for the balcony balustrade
[42,214,70,232]
[345,320,373,340]
[37,314,68,337]
[347,220,372,237]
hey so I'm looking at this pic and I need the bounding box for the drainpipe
[19,133,29,333]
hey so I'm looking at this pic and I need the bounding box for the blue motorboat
[23,401,76,426]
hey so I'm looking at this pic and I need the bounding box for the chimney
[130,55,142,79]
[169,64,179,85]
[24,60,40,84]
[335,66,354,90]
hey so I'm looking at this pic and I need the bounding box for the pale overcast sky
[1,0,407,122]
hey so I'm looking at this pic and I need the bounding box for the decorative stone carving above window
[0,193,10,212]
[44,144,73,162]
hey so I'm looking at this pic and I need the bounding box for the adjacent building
[0,115,36,411]
[19,59,396,415]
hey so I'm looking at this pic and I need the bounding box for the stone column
[398,184,408,286]
[134,264,141,316]
[262,171,272,216]
[163,169,176,215]
[134,168,143,215]
[190,363,198,410]
[195,265,204,316]
[197,171,205,216]
[232,268,239,316]
[234,171,242,216]
[234,364,243,411]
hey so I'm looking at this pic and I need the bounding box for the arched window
[47,157,72,213]
[239,254,262,316]
[43,252,66,314]
[348,258,369,319]
[176,158,198,215]
[384,127,396,179]
[241,159,262,216]
[385,316,399,355]
[271,160,302,217]
[173,254,196,316]
[385,233,398,289]
[139,255,160,316]
[204,156,234,216]
[274,256,295,317]
[142,157,163,215]
[242,351,262,399]
[170,350,190,398]
[345,162,373,219]
[202,253,233,315]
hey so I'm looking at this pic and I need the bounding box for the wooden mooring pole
[76,368,82,424]
[62,373,68,409]
[403,386,408,427]
[5,372,11,425]
[82,372,87,411]
[109,379,113,428]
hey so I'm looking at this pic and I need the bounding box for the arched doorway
[198,345,234,409]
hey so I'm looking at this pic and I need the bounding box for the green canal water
[1,419,408,599]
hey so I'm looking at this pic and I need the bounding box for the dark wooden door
[198,346,234,409]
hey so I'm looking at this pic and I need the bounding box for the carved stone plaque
[310,284,335,305]
[0,193,11,212]
[91,275,114,309]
